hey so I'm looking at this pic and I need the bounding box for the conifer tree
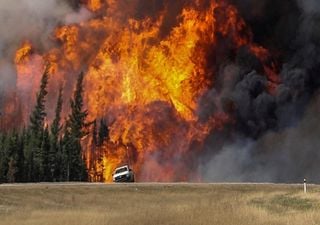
[92,119,97,147]
[41,126,50,181]
[0,133,8,182]
[63,72,88,181]
[6,131,19,183]
[29,68,49,136]
[7,158,17,183]
[16,127,26,182]
[61,122,71,181]
[26,67,49,181]
[98,119,109,146]
[50,86,63,181]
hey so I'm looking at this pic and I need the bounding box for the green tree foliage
[0,131,24,183]
[0,133,9,182]
[0,70,100,183]
[41,126,50,181]
[50,86,63,181]
[16,127,27,182]
[63,72,88,181]
[29,68,49,136]
[8,132,18,183]
[27,67,49,181]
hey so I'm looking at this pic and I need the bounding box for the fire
[15,42,44,122]
[87,0,102,11]
[13,0,279,182]
[15,41,32,65]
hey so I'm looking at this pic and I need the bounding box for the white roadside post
[304,178,307,193]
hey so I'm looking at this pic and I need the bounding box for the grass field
[0,183,320,225]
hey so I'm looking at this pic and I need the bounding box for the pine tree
[29,68,49,136]
[6,131,20,183]
[7,158,17,183]
[98,119,109,147]
[16,127,26,182]
[57,136,66,181]
[41,126,50,181]
[27,67,49,182]
[88,120,98,181]
[0,133,8,182]
[63,72,88,181]
[24,130,34,182]
[61,122,71,181]
[50,86,63,181]
[92,120,97,147]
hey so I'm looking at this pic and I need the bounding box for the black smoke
[201,0,320,183]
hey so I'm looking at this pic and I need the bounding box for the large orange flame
[14,0,278,182]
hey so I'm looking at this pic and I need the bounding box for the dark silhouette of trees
[0,71,96,183]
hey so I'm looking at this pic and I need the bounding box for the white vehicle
[112,165,135,182]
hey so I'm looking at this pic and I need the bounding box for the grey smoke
[0,0,91,94]
[297,0,320,15]
[202,93,320,183]
[199,0,320,183]
[0,0,72,57]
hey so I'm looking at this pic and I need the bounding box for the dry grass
[0,183,320,225]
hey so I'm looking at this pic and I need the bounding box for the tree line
[0,68,101,183]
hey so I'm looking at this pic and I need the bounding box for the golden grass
[0,183,320,225]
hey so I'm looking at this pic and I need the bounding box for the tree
[27,67,49,181]
[49,86,63,181]
[15,129,25,182]
[7,158,17,183]
[29,67,49,136]
[0,133,9,182]
[41,126,50,181]
[6,131,20,183]
[92,119,97,147]
[98,119,109,147]
[63,72,88,181]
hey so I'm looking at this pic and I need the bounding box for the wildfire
[87,0,103,11]
[15,41,32,65]
[14,0,279,182]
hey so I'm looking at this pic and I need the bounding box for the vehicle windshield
[115,167,128,174]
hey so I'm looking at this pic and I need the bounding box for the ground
[0,183,320,225]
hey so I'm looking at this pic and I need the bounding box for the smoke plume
[201,0,320,183]
[202,93,320,183]
[0,0,90,93]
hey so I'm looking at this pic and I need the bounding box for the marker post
[304,178,307,193]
